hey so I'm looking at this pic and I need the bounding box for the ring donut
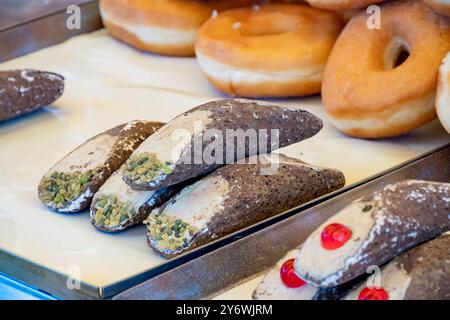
[436,52,450,134]
[306,0,387,10]
[99,0,256,56]
[423,0,450,16]
[322,0,450,139]
[195,4,344,97]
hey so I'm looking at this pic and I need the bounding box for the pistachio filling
[38,169,97,208]
[123,152,174,183]
[93,194,136,228]
[145,214,197,252]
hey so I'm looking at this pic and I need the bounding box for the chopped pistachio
[92,194,137,228]
[123,152,174,184]
[145,213,197,252]
[38,169,98,208]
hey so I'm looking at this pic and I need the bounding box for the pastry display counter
[0,0,449,300]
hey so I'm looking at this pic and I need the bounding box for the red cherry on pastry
[280,259,306,288]
[358,287,389,300]
[321,223,352,250]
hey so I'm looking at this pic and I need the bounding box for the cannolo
[90,168,178,232]
[294,180,450,288]
[145,154,345,258]
[38,121,164,213]
[344,232,450,300]
[122,99,323,191]
[0,69,64,122]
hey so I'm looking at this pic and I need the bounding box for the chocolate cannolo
[344,232,450,300]
[122,99,323,191]
[38,121,164,213]
[145,153,345,258]
[0,69,64,122]
[294,180,450,288]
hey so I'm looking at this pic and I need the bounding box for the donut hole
[394,49,410,68]
[239,15,300,37]
[241,27,287,37]
[384,37,411,70]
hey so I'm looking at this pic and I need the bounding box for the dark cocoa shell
[0,69,64,122]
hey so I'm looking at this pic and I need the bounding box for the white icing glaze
[253,249,318,300]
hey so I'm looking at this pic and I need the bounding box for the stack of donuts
[100,0,450,138]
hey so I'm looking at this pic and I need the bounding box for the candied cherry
[280,259,305,288]
[358,287,389,300]
[321,223,352,250]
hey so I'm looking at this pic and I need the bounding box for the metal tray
[114,144,450,300]
[0,0,101,63]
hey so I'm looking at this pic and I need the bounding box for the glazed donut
[195,4,344,97]
[423,0,450,16]
[306,0,387,10]
[322,0,450,139]
[436,52,450,134]
[99,0,256,56]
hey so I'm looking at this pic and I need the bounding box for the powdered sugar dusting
[21,70,35,82]
[406,190,427,203]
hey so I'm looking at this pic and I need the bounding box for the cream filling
[329,93,436,135]
[47,133,118,175]
[295,201,376,287]
[153,175,229,231]
[129,109,213,166]
[147,175,229,254]
[437,52,450,134]
[196,52,324,86]
[344,261,411,300]
[253,249,318,300]
[41,133,119,212]
[100,9,197,47]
